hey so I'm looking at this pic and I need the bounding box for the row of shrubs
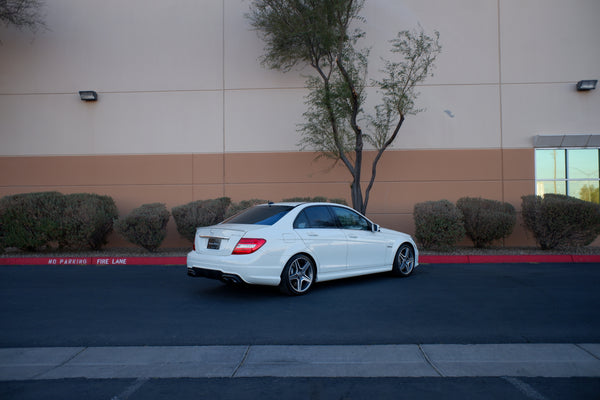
[0,193,345,252]
[2,191,599,252]
[0,192,118,252]
[414,194,600,250]
[117,196,347,251]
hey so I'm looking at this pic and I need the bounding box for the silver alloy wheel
[288,255,314,293]
[396,244,415,276]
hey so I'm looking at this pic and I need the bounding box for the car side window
[293,211,309,229]
[331,207,371,231]
[294,206,337,229]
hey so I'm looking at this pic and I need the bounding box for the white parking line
[503,377,548,400]
[110,377,149,400]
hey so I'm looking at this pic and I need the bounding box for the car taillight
[232,238,266,255]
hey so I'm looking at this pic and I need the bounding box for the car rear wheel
[280,254,315,295]
[392,243,415,277]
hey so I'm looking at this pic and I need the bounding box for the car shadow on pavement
[193,269,423,299]
[196,281,282,299]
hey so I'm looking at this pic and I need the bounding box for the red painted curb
[419,255,469,264]
[572,255,600,263]
[419,254,599,264]
[91,256,186,266]
[1,255,599,266]
[0,256,186,266]
[0,257,92,266]
[467,254,574,264]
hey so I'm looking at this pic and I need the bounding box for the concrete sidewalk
[1,344,599,380]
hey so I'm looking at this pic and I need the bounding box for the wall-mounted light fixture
[79,90,98,101]
[576,80,597,91]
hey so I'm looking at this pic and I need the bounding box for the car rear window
[223,205,294,225]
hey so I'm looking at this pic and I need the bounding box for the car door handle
[348,234,358,239]
[307,233,319,237]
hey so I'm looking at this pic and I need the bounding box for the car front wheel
[392,243,415,277]
[280,254,315,295]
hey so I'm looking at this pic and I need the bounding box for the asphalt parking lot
[1,262,599,399]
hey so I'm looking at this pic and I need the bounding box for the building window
[535,149,600,203]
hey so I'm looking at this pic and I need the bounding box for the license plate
[207,238,221,250]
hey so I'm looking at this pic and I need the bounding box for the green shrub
[0,191,118,252]
[115,203,170,251]
[225,199,268,219]
[0,192,65,251]
[172,197,231,242]
[61,194,118,250]
[521,194,600,249]
[414,200,465,250]
[456,197,516,248]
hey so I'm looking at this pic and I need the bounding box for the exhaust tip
[221,274,243,284]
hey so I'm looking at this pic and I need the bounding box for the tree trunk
[351,176,365,214]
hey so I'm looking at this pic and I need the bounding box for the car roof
[257,202,347,207]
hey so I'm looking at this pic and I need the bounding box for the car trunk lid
[193,224,265,256]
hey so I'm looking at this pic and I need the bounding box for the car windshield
[223,205,294,225]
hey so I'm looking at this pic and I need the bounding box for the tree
[0,0,46,34]
[579,184,599,204]
[247,0,440,213]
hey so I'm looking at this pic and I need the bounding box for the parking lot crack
[575,343,600,361]
[231,345,251,377]
[418,345,444,377]
[32,347,88,380]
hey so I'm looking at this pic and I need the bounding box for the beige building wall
[1,0,598,248]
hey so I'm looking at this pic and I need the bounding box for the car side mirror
[372,224,379,232]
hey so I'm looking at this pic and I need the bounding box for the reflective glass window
[536,180,566,197]
[567,149,599,180]
[568,181,599,203]
[536,149,565,180]
[535,148,600,203]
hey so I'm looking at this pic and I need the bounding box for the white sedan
[187,202,418,295]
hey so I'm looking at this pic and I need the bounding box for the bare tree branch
[0,0,46,34]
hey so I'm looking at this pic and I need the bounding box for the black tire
[392,243,415,277]
[279,254,316,295]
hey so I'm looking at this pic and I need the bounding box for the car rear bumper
[187,266,245,284]
[186,251,282,286]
